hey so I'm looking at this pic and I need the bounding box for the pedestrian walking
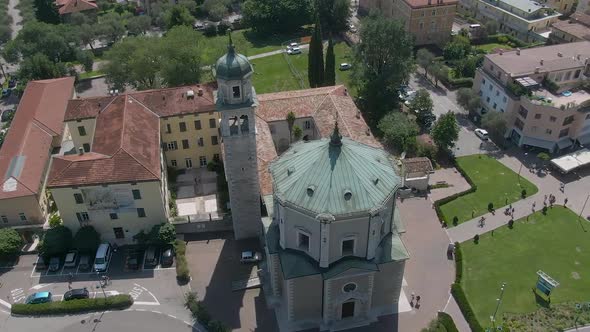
[416,295,421,305]
[533,202,536,209]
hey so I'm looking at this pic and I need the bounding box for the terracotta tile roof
[572,12,590,26]
[552,20,590,41]
[48,95,161,188]
[403,0,458,8]
[255,85,380,196]
[56,0,98,15]
[65,83,217,121]
[0,77,75,200]
[402,157,433,173]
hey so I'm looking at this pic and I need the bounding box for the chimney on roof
[162,95,165,100]
[499,49,503,55]
[577,54,581,60]
[78,147,84,156]
[540,59,544,65]
[198,88,204,96]
[356,110,361,119]
[558,52,563,57]
[98,102,101,107]
[344,88,348,96]
[186,90,195,100]
[535,67,540,73]
[516,48,521,55]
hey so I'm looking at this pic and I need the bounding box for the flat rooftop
[487,41,590,76]
[529,88,590,108]
[552,20,590,41]
[500,0,545,14]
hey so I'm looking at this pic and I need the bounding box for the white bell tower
[215,31,261,239]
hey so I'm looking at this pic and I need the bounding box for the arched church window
[229,116,239,136]
[240,115,249,134]
[343,283,357,293]
[232,86,241,98]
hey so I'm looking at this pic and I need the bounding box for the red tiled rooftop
[56,0,98,15]
[0,77,75,199]
[255,85,380,195]
[65,83,217,121]
[48,95,161,188]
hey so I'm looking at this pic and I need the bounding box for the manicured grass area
[475,43,512,53]
[200,29,312,65]
[79,70,105,80]
[249,41,353,94]
[461,207,590,328]
[439,154,538,225]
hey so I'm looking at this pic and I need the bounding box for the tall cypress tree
[308,15,324,88]
[324,36,335,86]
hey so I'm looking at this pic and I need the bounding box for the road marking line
[167,314,177,319]
[0,299,12,309]
[30,283,53,290]
[133,301,160,306]
[153,310,162,314]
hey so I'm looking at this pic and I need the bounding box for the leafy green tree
[324,36,336,86]
[159,26,203,86]
[454,55,483,78]
[34,0,60,24]
[203,0,229,21]
[39,225,73,257]
[286,111,296,142]
[430,62,446,87]
[97,12,128,44]
[158,223,176,245]
[481,111,507,142]
[19,53,69,81]
[409,89,435,132]
[76,24,97,50]
[378,112,418,152]
[318,0,350,33]
[456,87,481,116]
[68,12,91,26]
[242,0,312,33]
[48,214,62,228]
[443,35,472,61]
[7,21,78,63]
[293,125,303,141]
[102,36,161,90]
[127,15,152,36]
[73,226,101,254]
[308,16,324,88]
[134,223,176,246]
[165,6,195,29]
[431,111,459,152]
[416,48,435,78]
[0,228,23,258]
[77,50,94,72]
[351,14,414,127]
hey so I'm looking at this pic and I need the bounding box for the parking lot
[0,246,187,319]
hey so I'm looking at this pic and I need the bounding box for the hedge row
[437,312,459,332]
[454,242,463,284]
[451,284,484,332]
[433,158,477,224]
[11,294,133,316]
[174,239,190,283]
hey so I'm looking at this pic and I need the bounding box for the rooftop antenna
[227,28,235,54]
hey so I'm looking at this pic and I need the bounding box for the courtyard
[460,207,590,330]
[439,154,538,225]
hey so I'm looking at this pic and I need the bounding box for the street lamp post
[490,282,507,329]
[578,194,590,222]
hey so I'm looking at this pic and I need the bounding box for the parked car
[26,292,52,304]
[48,257,60,272]
[1,109,14,122]
[64,250,78,268]
[289,42,299,48]
[475,128,489,140]
[447,243,455,259]
[339,63,352,71]
[287,47,302,55]
[145,246,158,266]
[94,242,112,272]
[64,288,89,301]
[78,254,91,271]
[240,251,262,264]
[161,247,174,267]
[35,256,48,270]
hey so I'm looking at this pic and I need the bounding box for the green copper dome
[269,127,401,217]
[215,33,252,81]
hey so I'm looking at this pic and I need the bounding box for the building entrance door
[185,158,193,168]
[341,300,355,319]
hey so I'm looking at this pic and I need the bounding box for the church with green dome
[213,32,409,331]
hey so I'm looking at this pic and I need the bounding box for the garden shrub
[521,189,527,198]
[453,216,459,226]
[451,283,484,332]
[487,202,494,211]
[433,158,477,224]
[0,228,23,259]
[473,234,479,243]
[437,312,459,332]
[175,240,190,283]
[185,292,229,331]
[508,219,514,228]
[11,295,133,315]
[454,242,462,283]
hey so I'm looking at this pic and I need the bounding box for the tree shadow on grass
[243,27,314,48]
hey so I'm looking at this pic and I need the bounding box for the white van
[94,243,112,272]
[469,24,481,30]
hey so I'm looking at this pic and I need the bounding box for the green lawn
[249,41,353,94]
[79,70,105,80]
[200,28,312,65]
[439,154,538,225]
[475,43,513,53]
[461,207,590,328]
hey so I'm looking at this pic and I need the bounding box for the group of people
[410,293,422,308]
